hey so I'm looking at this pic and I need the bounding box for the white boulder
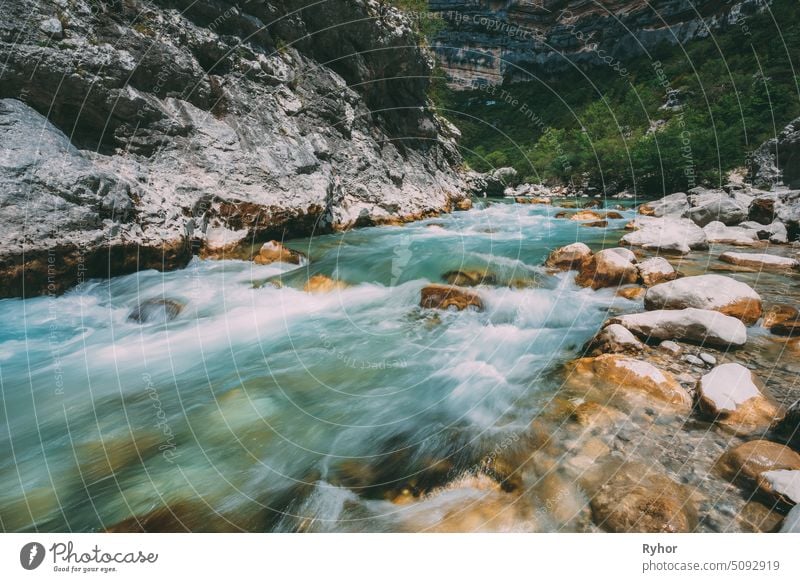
[610,308,748,348]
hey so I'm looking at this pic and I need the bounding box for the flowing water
[3,199,770,532]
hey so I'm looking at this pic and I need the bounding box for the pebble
[682,354,705,367]
[699,353,717,365]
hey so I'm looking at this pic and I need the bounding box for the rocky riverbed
[1,188,798,533]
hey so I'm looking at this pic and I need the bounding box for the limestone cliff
[429,0,769,87]
[0,0,466,297]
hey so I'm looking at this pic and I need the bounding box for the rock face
[0,0,466,298]
[697,364,780,433]
[429,0,767,89]
[610,308,748,348]
[750,116,800,189]
[575,248,639,290]
[643,275,762,325]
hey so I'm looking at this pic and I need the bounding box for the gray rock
[780,504,800,533]
[699,353,717,366]
[659,340,683,355]
[682,354,705,367]
[128,298,185,324]
[609,308,748,348]
[39,17,63,38]
[685,192,748,226]
[620,217,707,255]
[0,0,466,297]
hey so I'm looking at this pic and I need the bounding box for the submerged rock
[610,308,747,348]
[419,284,484,311]
[128,298,185,324]
[544,242,592,271]
[719,251,799,271]
[763,305,799,330]
[589,461,696,533]
[254,241,306,266]
[717,440,800,504]
[303,275,347,293]
[575,248,639,290]
[643,274,762,325]
[616,286,646,300]
[569,209,604,221]
[442,269,496,287]
[697,363,780,433]
[567,354,691,412]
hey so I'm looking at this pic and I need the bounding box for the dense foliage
[431,0,800,196]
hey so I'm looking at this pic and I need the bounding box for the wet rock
[738,500,785,533]
[575,248,639,290]
[581,220,608,228]
[128,298,185,324]
[420,284,484,311]
[105,500,255,532]
[583,324,644,356]
[773,400,800,450]
[589,461,696,532]
[570,401,627,429]
[442,269,496,287]
[544,242,592,271]
[637,192,689,217]
[780,504,800,532]
[703,221,760,246]
[253,241,306,266]
[719,251,799,271]
[717,440,800,484]
[757,470,800,505]
[455,198,473,211]
[643,274,762,325]
[637,256,677,287]
[303,275,346,293]
[763,305,799,329]
[616,286,646,300]
[567,354,691,412]
[621,217,707,254]
[697,363,780,433]
[570,209,604,221]
[610,308,747,348]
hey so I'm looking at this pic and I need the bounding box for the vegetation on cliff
[435,0,800,196]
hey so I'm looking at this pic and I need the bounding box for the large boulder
[419,285,484,311]
[719,251,799,271]
[643,274,762,325]
[703,221,760,246]
[749,116,800,189]
[567,354,691,412]
[575,248,640,290]
[544,242,592,271]
[697,363,781,433]
[609,308,748,348]
[739,220,788,244]
[685,192,747,226]
[637,257,676,287]
[589,461,696,532]
[620,217,707,255]
[637,192,689,217]
[748,195,777,224]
